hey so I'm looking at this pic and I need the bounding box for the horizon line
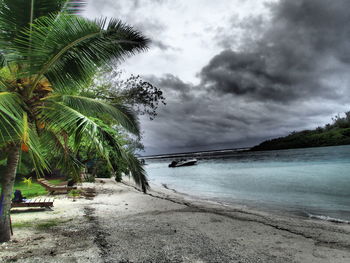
[139,146,252,158]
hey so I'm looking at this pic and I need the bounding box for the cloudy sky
[84,0,350,155]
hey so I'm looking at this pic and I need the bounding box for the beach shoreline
[1,178,350,262]
[145,177,350,225]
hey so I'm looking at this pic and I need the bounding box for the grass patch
[13,182,47,198]
[11,179,67,198]
[12,221,35,228]
[36,220,60,230]
[13,218,72,229]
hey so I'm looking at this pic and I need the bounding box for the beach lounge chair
[37,178,77,194]
[11,198,54,208]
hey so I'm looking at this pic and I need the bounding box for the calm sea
[144,145,350,222]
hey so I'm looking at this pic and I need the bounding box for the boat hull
[169,159,197,168]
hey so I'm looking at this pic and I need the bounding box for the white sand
[1,179,350,262]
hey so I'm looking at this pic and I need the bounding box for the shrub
[95,160,112,178]
[83,174,95,183]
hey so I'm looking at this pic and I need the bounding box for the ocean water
[144,145,350,222]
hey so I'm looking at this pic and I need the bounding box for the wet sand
[1,178,350,262]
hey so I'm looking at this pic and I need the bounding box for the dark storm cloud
[146,74,193,100]
[142,72,342,154]
[215,15,268,50]
[200,0,350,103]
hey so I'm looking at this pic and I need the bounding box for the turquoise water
[145,145,350,221]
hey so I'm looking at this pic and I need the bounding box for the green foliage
[0,0,150,192]
[21,177,32,188]
[68,189,82,197]
[0,0,86,48]
[94,160,112,178]
[83,174,95,183]
[15,15,149,93]
[252,112,350,151]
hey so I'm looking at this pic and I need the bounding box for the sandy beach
[1,178,350,263]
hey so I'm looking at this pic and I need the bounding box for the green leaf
[61,0,86,14]
[0,0,86,46]
[0,91,24,144]
[14,14,149,93]
[122,150,149,193]
[56,95,140,136]
[26,128,49,175]
[0,52,6,68]
[40,129,83,179]
[41,101,117,161]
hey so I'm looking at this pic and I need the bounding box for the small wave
[307,213,350,224]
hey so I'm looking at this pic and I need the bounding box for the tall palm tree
[0,0,150,242]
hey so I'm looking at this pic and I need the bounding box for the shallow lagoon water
[145,145,350,221]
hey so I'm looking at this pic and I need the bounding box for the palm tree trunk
[0,144,20,243]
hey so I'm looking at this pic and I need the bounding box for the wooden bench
[37,178,77,194]
[11,198,54,208]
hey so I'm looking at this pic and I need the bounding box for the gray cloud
[200,0,350,103]
[141,72,345,155]
[146,74,192,100]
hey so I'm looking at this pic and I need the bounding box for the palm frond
[122,150,149,193]
[61,0,86,14]
[86,122,149,192]
[0,115,19,144]
[41,101,99,136]
[0,91,47,174]
[0,91,24,143]
[26,128,49,175]
[41,101,114,161]
[40,129,83,180]
[0,52,6,68]
[0,91,23,118]
[0,0,73,47]
[14,15,149,92]
[55,95,140,135]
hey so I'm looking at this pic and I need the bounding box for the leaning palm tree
[0,0,149,242]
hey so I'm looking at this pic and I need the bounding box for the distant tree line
[251,112,350,151]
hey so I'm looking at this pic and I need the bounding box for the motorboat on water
[168,158,198,168]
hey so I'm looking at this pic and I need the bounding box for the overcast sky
[84,0,350,155]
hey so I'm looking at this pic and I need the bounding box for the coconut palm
[0,0,149,242]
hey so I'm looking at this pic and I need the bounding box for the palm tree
[0,0,150,242]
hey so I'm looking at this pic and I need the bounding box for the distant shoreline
[141,147,251,159]
[141,144,350,160]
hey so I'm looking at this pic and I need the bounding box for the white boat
[168,158,198,168]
